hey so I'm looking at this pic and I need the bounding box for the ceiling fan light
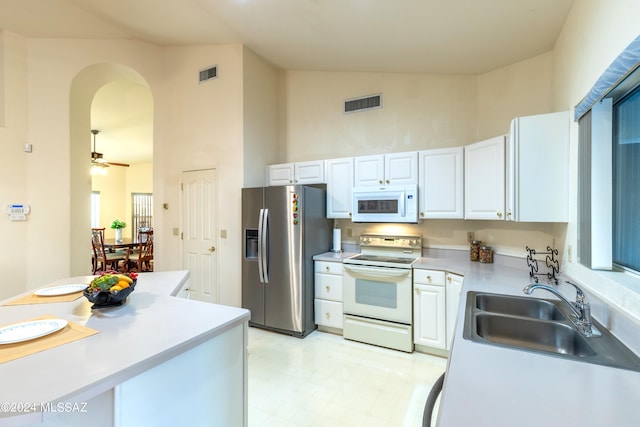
[91,163,108,175]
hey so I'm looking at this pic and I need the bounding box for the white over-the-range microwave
[351,185,418,223]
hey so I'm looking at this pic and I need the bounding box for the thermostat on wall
[6,204,30,221]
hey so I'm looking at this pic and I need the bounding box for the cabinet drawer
[413,269,446,286]
[315,261,344,275]
[314,274,343,301]
[315,299,343,329]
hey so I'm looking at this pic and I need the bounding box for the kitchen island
[413,251,640,427]
[0,271,250,427]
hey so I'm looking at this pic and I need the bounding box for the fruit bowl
[84,272,138,308]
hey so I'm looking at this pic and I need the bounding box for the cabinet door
[267,163,295,186]
[445,273,464,350]
[295,160,326,184]
[354,154,384,187]
[464,136,506,220]
[419,147,464,219]
[314,273,343,301]
[385,151,418,185]
[413,284,446,349]
[314,299,344,329]
[326,158,354,218]
[510,111,570,222]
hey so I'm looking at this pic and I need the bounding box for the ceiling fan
[91,129,130,168]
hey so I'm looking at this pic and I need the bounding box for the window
[132,193,153,234]
[91,191,100,228]
[613,86,640,271]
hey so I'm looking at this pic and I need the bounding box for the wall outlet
[467,232,475,242]
[220,229,227,238]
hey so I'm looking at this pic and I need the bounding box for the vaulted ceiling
[1,0,575,164]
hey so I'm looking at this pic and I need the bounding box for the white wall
[0,31,28,298]
[552,0,640,320]
[154,44,245,306]
[242,47,280,188]
[477,52,553,139]
[285,71,478,160]
[283,59,565,257]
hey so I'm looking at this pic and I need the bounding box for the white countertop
[0,271,250,422]
[418,253,640,427]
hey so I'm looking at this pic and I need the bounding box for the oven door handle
[343,264,411,278]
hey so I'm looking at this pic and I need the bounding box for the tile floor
[247,327,447,427]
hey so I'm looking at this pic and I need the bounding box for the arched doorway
[69,63,153,276]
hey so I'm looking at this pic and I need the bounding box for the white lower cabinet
[314,260,344,331]
[413,269,447,349]
[445,273,464,350]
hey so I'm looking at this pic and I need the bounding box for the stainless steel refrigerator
[242,185,331,337]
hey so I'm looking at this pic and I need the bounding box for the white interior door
[181,169,219,304]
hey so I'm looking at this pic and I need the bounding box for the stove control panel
[359,233,422,250]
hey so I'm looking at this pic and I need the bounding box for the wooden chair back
[91,228,107,273]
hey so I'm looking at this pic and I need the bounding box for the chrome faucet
[523,281,600,337]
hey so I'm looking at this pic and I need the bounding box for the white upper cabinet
[354,152,418,187]
[464,135,506,220]
[267,160,325,186]
[326,157,354,219]
[418,147,464,219]
[506,111,570,222]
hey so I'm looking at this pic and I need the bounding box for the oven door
[343,264,412,324]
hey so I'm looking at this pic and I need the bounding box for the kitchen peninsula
[0,271,249,427]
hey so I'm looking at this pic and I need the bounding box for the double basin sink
[463,291,640,372]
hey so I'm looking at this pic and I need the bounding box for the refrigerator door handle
[258,208,265,283]
[262,208,270,283]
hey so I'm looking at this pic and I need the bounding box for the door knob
[209,246,216,252]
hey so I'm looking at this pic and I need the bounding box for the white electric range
[342,233,422,352]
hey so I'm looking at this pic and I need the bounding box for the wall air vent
[344,94,382,113]
[199,65,218,83]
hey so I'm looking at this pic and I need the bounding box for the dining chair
[91,228,129,274]
[128,233,153,272]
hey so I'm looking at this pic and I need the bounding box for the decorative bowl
[83,281,136,308]
[84,272,138,308]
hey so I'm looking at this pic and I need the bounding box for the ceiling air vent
[344,94,382,113]
[199,65,218,83]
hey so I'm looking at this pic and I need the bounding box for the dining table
[102,238,140,252]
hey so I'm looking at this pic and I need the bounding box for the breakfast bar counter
[0,271,250,427]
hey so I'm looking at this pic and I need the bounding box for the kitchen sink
[475,313,595,357]
[464,291,640,372]
[475,293,566,321]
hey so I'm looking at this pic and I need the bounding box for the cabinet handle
[325,266,330,272]
[326,285,330,292]
[420,212,424,217]
[507,210,512,217]
[348,212,352,216]
[427,275,431,281]
[386,179,390,184]
[325,312,331,319]
[497,212,503,218]
[378,179,383,184]
[447,277,451,283]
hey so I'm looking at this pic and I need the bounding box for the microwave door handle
[399,192,406,217]
[262,208,270,283]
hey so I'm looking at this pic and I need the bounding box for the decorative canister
[479,245,494,263]
[470,240,482,262]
